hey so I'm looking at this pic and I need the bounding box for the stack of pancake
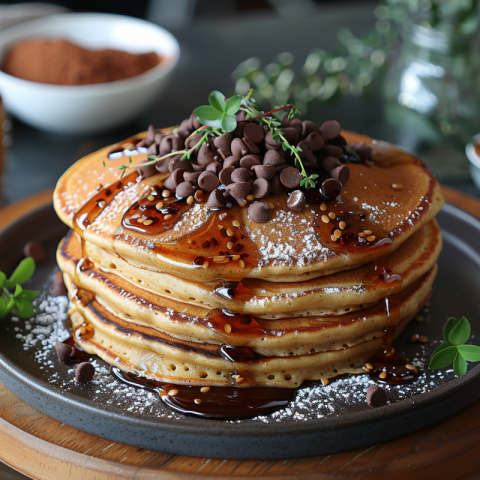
[53,128,443,388]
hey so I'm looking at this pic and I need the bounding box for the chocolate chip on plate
[74,362,95,383]
[281,127,298,145]
[242,136,260,154]
[320,120,341,140]
[240,155,261,169]
[227,182,251,207]
[206,162,222,175]
[304,132,325,152]
[322,145,343,158]
[198,172,219,192]
[251,165,276,180]
[176,182,196,198]
[265,130,282,147]
[366,384,387,408]
[231,167,253,183]
[302,120,321,137]
[206,189,227,209]
[170,168,187,187]
[352,142,373,160]
[287,190,306,212]
[263,150,285,166]
[214,132,233,152]
[24,241,45,263]
[49,272,67,297]
[252,178,271,199]
[243,123,264,143]
[155,157,170,173]
[169,155,191,173]
[184,171,201,185]
[270,175,285,195]
[289,118,303,136]
[198,143,216,166]
[248,201,272,223]
[55,341,74,364]
[219,166,235,186]
[321,178,342,198]
[223,156,240,169]
[328,135,347,147]
[136,159,157,179]
[321,156,341,173]
[231,138,248,158]
[280,167,302,189]
[331,165,350,185]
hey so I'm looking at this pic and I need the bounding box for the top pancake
[53,130,444,282]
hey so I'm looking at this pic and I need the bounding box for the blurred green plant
[232,0,479,113]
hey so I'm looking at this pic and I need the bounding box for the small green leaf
[282,143,288,151]
[453,353,468,376]
[12,300,35,319]
[0,297,9,319]
[221,115,237,133]
[428,345,458,370]
[430,341,454,358]
[448,317,471,346]
[0,272,5,289]
[208,91,226,112]
[6,257,35,288]
[225,95,242,115]
[193,106,222,121]
[443,317,457,343]
[457,344,480,362]
[147,155,157,160]
[102,161,106,168]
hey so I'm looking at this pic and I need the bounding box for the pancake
[53,131,443,283]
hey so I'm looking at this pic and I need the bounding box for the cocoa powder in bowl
[1,38,162,85]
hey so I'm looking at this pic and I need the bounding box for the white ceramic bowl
[0,13,180,134]
[466,135,480,190]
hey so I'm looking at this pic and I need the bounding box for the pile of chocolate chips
[136,112,373,223]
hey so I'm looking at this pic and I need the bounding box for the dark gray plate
[0,202,479,460]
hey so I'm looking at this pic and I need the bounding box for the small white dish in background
[0,13,180,134]
[465,134,480,190]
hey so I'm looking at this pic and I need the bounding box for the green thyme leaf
[457,344,480,362]
[147,155,157,160]
[5,257,35,289]
[208,91,226,112]
[430,341,454,358]
[428,345,458,370]
[225,95,242,116]
[453,353,468,377]
[448,317,471,346]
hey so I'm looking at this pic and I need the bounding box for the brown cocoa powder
[1,38,162,85]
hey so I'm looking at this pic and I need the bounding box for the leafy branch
[429,317,480,377]
[0,257,38,319]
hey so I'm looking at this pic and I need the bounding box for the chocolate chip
[366,385,387,408]
[206,189,227,209]
[289,118,303,137]
[302,120,321,137]
[171,168,186,187]
[160,134,184,155]
[280,115,290,128]
[146,143,159,156]
[287,190,306,212]
[276,164,290,173]
[197,143,215,166]
[164,175,176,191]
[231,138,248,158]
[322,145,343,158]
[243,123,264,143]
[214,133,233,153]
[231,167,253,183]
[74,362,95,383]
[49,272,67,297]
[137,138,152,148]
[232,121,246,138]
[154,133,165,145]
[352,142,373,160]
[331,165,350,185]
[216,148,230,161]
[219,166,235,186]
[242,136,260,154]
[147,124,157,141]
[265,130,282,147]
[55,341,73,364]
[169,155,191,173]
[240,155,261,169]
[155,158,170,173]
[190,161,206,172]
[328,135,347,147]
[321,156,341,172]
[224,156,240,169]
[206,162,222,174]
[24,241,45,263]
[248,202,271,223]
[252,178,271,199]
[304,132,325,152]
[263,150,285,166]
[227,182,251,207]
[281,127,298,145]
[251,165,276,180]
[191,114,201,130]
[179,118,193,131]
[265,142,281,151]
[270,175,285,195]
[176,182,196,198]
[185,133,203,150]
[280,167,301,188]
[321,178,342,198]
[198,172,219,192]
[297,142,317,167]
[184,171,201,185]
[321,120,341,140]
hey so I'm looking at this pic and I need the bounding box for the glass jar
[383,22,480,181]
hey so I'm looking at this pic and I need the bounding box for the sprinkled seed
[365,363,373,370]
[364,229,372,235]
[156,201,164,210]
[358,232,366,238]
[143,219,153,225]
[268,203,275,210]
[195,190,204,201]
[224,324,232,333]
[247,195,255,201]
[187,196,194,205]
[334,229,342,238]
[328,212,335,219]
[367,235,376,242]
[226,228,234,237]
[194,398,202,404]
[321,215,330,224]
[379,371,387,379]
[232,255,240,261]
[164,214,173,221]
[97,200,106,209]
[162,190,171,198]
[147,194,155,201]
[168,389,178,396]
[392,183,403,190]
[339,221,346,230]
[418,335,428,343]
[239,260,245,268]
[231,374,240,379]
[227,242,234,249]
[200,387,210,393]
[330,235,338,242]
[218,225,223,229]
[236,377,245,384]
[202,261,210,269]
[232,220,241,227]
[137,217,146,224]
[405,364,416,371]
[320,203,327,211]
[321,376,329,386]
[414,315,424,322]
[410,334,419,343]
[213,256,226,263]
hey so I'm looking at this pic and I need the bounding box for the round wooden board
[0,186,480,480]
